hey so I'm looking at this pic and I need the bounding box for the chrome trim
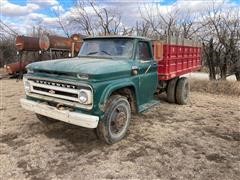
[25,76,91,88]
[24,76,94,109]
[27,93,92,110]
[29,81,82,103]
[20,98,99,128]
[31,81,80,94]
[31,87,80,102]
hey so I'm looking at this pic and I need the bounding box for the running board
[138,100,160,113]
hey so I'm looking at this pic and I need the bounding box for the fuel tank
[39,35,72,51]
[16,36,40,51]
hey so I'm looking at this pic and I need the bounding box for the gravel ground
[0,79,240,179]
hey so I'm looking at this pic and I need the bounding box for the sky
[0,0,240,36]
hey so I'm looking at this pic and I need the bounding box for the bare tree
[0,35,17,67]
[0,20,18,67]
[89,1,122,35]
[139,1,239,81]
[136,21,151,37]
[139,3,205,40]
[53,7,70,37]
[69,0,134,36]
[200,2,240,80]
[70,0,95,36]
[0,20,18,37]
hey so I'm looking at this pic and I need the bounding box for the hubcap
[110,106,128,135]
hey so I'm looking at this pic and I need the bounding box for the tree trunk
[208,59,216,80]
[207,39,216,80]
[220,63,227,80]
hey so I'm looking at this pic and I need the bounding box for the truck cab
[21,36,159,144]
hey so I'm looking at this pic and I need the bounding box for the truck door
[135,41,158,105]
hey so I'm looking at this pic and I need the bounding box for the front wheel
[96,95,131,144]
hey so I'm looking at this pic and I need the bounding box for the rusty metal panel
[71,34,82,41]
[71,34,83,52]
[39,35,73,51]
[4,61,30,74]
[16,36,40,51]
[73,41,83,52]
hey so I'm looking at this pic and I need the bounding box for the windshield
[79,38,134,59]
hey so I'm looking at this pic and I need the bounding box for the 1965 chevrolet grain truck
[20,36,201,144]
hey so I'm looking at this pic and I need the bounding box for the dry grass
[0,68,5,74]
[190,79,240,96]
[1,79,240,179]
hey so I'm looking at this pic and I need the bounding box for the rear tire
[175,77,190,105]
[167,78,178,103]
[96,95,131,144]
[36,114,58,124]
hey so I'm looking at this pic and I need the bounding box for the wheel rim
[109,103,129,137]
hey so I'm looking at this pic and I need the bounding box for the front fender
[99,79,138,111]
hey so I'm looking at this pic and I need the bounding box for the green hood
[27,57,133,81]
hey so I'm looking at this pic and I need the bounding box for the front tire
[96,95,131,144]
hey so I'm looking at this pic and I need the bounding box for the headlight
[79,91,88,103]
[23,77,31,94]
[78,89,92,104]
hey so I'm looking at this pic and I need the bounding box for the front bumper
[20,98,99,128]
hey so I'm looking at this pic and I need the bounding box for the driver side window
[136,41,151,61]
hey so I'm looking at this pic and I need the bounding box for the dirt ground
[0,79,240,179]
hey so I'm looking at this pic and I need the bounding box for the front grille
[33,86,78,98]
[28,78,91,103]
[34,79,77,89]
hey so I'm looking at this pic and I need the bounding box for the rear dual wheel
[175,77,190,105]
[167,77,190,105]
[167,78,178,103]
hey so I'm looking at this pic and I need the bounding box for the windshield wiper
[87,51,111,56]
[87,51,98,55]
[100,50,111,56]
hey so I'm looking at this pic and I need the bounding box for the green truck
[20,36,201,144]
